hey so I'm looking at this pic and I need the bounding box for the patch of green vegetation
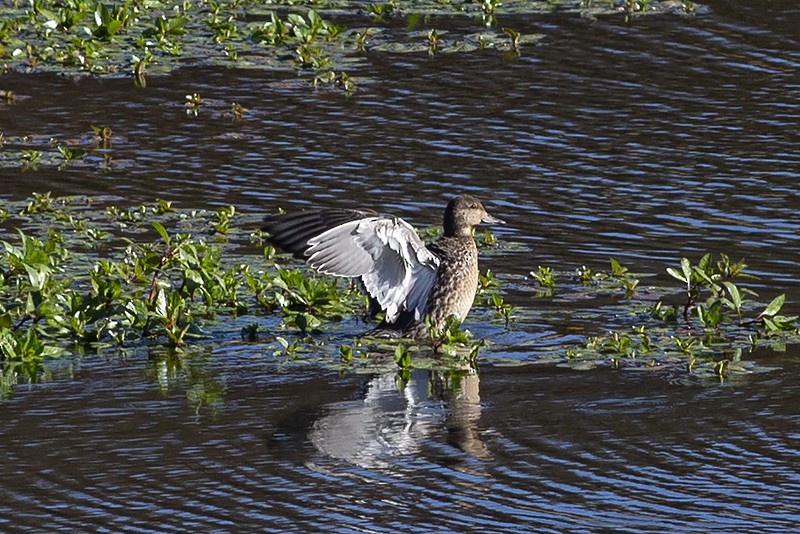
[0,193,370,398]
[560,254,799,381]
[2,191,793,400]
[0,0,704,85]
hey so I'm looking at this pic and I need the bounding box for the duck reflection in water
[308,367,490,469]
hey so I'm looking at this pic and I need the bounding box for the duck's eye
[470,203,479,209]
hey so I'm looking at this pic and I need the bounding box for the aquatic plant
[19,150,42,170]
[0,196,285,387]
[477,269,501,295]
[663,253,793,331]
[570,258,640,296]
[271,266,362,332]
[56,144,86,165]
[250,12,290,45]
[210,205,236,235]
[2,192,795,400]
[338,343,353,363]
[394,342,412,370]
[531,265,555,289]
[312,70,355,95]
[143,10,190,51]
[185,92,202,115]
[479,0,503,26]
[367,3,396,22]
[0,0,701,81]
[274,335,300,357]
[90,125,112,145]
[502,27,520,54]
[230,101,246,120]
[564,253,799,380]
[90,2,133,41]
[427,28,439,55]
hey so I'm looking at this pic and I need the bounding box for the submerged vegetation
[0,192,798,400]
[0,0,704,88]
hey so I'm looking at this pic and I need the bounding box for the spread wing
[307,217,440,322]
[263,208,378,257]
[264,209,440,323]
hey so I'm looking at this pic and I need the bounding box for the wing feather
[307,221,376,276]
[263,208,378,256]
[305,216,440,323]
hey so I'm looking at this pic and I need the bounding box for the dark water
[1,0,800,531]
[3,357,799,532]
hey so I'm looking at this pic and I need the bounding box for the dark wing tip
[263,207,379,257]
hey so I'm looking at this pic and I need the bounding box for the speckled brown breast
[416,235,479,333]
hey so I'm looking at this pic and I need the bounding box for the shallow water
[2,351,799,532]
[1,0,799,531]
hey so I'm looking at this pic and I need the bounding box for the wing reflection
[309,367,490,468]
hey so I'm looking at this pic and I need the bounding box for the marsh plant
[479,0,503,26]
[660,253,793,332]
[312,70,355,95]
[476,269,514,326]
[0,194,386,368]
[1,193,796,399]
[0,197,273,396]
[531,265,555,295]
[0,0,700,81]
[569,253,798,379]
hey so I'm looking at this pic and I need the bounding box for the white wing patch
[306,217,440,323]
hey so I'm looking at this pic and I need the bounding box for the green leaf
[94,4,108,26]
[697,253,712,272]
[722,281,742,310]
[287,13,305,27]
[184,269,204,292]
[154,289,167,318]
[106,19,121,34]
[693,266,715,285]
[394,343,411,368]
[610,258,628,277]
[761,294,785,317]
[666,267,687,283]
[23,263,47,291]
[681,257,692,282]
[151,221,170,244]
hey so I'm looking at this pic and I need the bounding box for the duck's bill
[482,214,505,225]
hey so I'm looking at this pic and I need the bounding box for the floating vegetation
[543,255,799,381]
[0,0,706,84]
[0,194,354,396]
[1,192,795,400]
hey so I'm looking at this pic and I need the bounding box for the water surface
[1,0,799,531]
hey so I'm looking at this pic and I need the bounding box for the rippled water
[3,353,799,532]
[1,0,799,531]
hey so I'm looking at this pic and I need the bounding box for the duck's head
[443,195,505,237]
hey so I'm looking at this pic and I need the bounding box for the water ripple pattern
[1,3,797,290]
[2,360,799,532]
[1,0,799,531]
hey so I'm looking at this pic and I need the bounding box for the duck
[262,195,504,339]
